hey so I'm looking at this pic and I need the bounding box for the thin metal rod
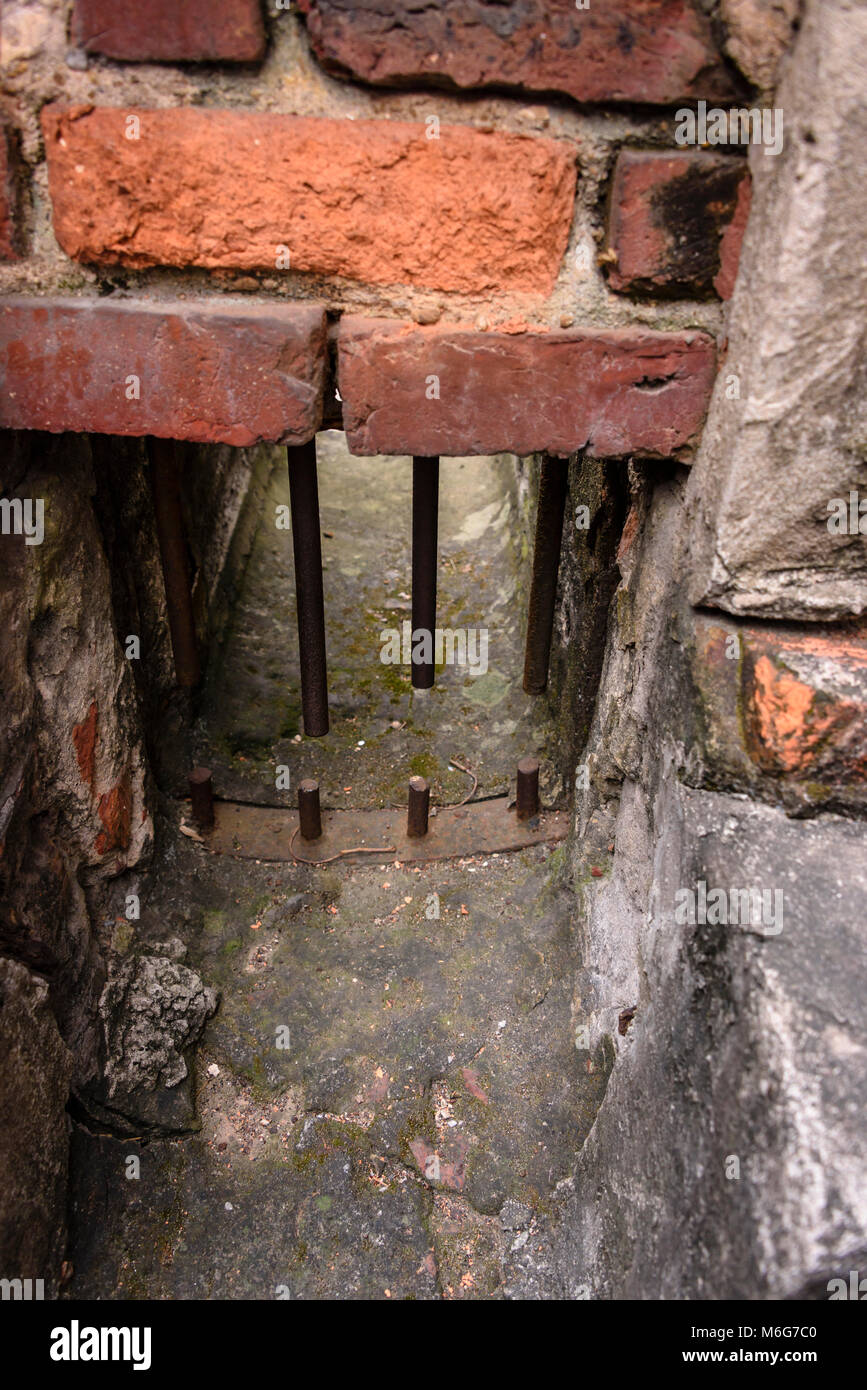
[516,757,540,820]
[188,767,214,830]
[287,441,329,737]
[148,437,200,689]
[411,455,439,690]
[523,454,569,695]
[407,776,431,838]
[298,778,322,841]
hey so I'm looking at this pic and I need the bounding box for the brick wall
[0,0,757,455]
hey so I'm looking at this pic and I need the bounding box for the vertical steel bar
[298,778,322,841]
[149,437,200,689]
[411,455,439,690]
[523,454,569,695]
[188,767,215,830]
[287,441,329,737]
[407,776,431,837]
[516,757,540,820]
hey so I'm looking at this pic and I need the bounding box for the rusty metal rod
[523,454,569,695]
[188,767,214,830]
[298,778,322,841]
[411,456,439,690]
[148,437,201,689]
[287,442,329,737]
[407,776,431,838]
[516,757,540,820]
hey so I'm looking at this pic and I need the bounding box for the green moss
[202,909,227,938]
[409,752,438,778]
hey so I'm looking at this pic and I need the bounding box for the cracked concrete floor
[65,441,605,1299]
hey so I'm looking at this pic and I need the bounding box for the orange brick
[41,105,576,297]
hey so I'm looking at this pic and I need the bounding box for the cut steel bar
[523,454,569,695]
[407,776,431,838]
[411,455,439,690]
[188,767,215,830]
[516,757,540,820]
[298,778,323,841]
[287,441,329,737]
[148,437,201,689]
[207,795,568,865]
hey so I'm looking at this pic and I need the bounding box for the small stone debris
[499,1199,533,1231]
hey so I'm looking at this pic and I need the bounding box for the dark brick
[72,0,266,63]
[298,0,739,106]
[605,150,751,299]
[0,127,19,261]
[338,319,716,458]
[0,298,326,445]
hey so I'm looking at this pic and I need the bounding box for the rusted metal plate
[203,795,568,865]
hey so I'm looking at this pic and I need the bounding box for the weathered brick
[743,629,867,788]
[72,0,266,63]
[298,0,739,106]
[605,150,751,299]
[0,127,18,261]
[689,616,867,815]
[41,105,576,297]
[338,320,716,458]
[0,297,326,445]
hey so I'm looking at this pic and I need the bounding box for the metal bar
[411,455,439,690]
[148,437,201,689]
[523,454,569,695]
[188,767,215,830]
[209,795,569,865]
[287,441,329,737]
[407,776,431,837]
[298,778,323,841]
[516,757,540,820]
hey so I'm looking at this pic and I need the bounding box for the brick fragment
[338,319,716,458]
[0,297,327,445]
[41,105,576,297]
[72,0,266,63]
[605,150,751,299]
[298,0,739,106]
[743,630,867,788]
[689,617,867,816]
[0,127,19,261]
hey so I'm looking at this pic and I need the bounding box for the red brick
[689,617,867,815]
[0,127,18,261]
[0,297,327,445]
[95,774,132,856]
[41,105,576,297]
[298,0,739,106]
[605,150,750,299]
[72,0,265,63]
[338,320,716,458]
[743,630,867,786]
[72,701,98,793]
